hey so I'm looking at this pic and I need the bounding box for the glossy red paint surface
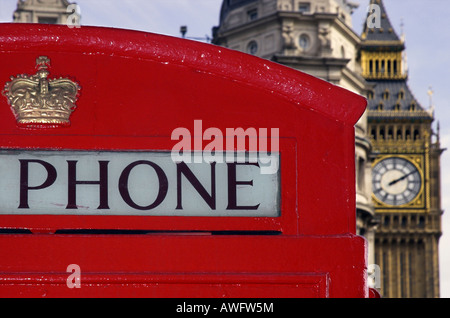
[0,24,368,298]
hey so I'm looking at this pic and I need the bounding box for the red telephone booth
[0,24,368,298]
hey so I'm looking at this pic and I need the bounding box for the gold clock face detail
[372,157,422,206]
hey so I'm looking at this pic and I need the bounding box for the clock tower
[361,0,443,297]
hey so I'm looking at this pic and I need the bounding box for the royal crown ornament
[2,56,80,128]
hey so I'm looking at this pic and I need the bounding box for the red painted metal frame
[0,24,368,298]
[0,235,367,298]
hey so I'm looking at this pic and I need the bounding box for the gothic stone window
[38,16,58,24]
[299,2,310,13]
[247,40,258,55]
[299,34,310,50]
[247,9,258,21]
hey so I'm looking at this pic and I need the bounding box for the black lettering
[227,162,260,210]
[66,160,109,209]
[176,162,216,210]
[119,161,168,210]
[19,159,57,209]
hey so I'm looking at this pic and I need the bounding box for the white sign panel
[0,150,280,217]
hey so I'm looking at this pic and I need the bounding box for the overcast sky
[0,0,449,298]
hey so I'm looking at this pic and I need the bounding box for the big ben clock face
[372,157,422,206]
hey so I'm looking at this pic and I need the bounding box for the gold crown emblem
[2,56,80,128]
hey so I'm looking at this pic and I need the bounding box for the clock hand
[388,171,416,186]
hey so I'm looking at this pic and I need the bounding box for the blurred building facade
[13,0,76,25]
